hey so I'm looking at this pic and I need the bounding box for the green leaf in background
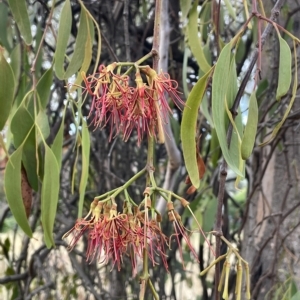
[64,11,88,78]
[36,110,50,142]
[71,13,94,90]
[41,145,60,248]
[223,0,236,20]
[78,120,90,218]
[0,3,12,51]
[7,0,32,45]
[10,44,21,89]
[11,105,38,191]
[276,35,292,100]
[0,50,15,130]
[241,92,258,160]
[181,70,211,189]
[34,23,43,75]
[187,0,210,73]
[211,42,243,176]
[54,0,72,80]
[180,0,192,21]
[36,67,53,110]
[52,116,65,170]
[260,42,298,146]
[4,146,33,237]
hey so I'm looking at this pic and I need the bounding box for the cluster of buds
[200,244,251,300]
[63,198,199,275]
[82,63,184,145]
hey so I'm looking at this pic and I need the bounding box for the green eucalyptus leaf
[181,70,211,189]
[54,0,72,80]
[241,92,258,160]
[11,106,38,191]
[211,42,243,176]
[78,120,90,218]
[0,51,15,130]
[7,0,32,45]
[10,44,21,88]
[41,145,60,248]
[64,11,88,78]
[71,13,94,90]
[187,0,210,73]
[276,35,292,100]
[223,0,236,19]
[4,146,33,237]
[0,3,12,51]
[52,116,65,170]
[36,110,50,142]
[36,67,53,110]
[180,0,192,21]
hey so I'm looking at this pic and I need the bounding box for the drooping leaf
[241,92,258,160]
[54,0,72,80]
[0,3,11,51]
[0,50,15,130]
[181,69,212,189]
[71,13,94,90]
[7,0,32,45]
[34,23,43,75]
[186,0,210,73]
[4,146,33,237]
[41,145,60,248]
[223,0,236,20]
[52,115,65,170]
[10,44,21,88]
[78,120,90,218]
[180,0,192,21]
[64,11,88,78]
[276,35,292,100]
[260,42,297,146]
[36,110,50,142]
[211,42,243,176]
[11,105,38,191]
[36,67,53,110]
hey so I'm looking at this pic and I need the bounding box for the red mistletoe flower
[81,63,184,145]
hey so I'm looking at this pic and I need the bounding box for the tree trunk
[242,1,300,299]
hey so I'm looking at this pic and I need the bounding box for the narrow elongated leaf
[7,0,32,45]
[52,116,64,170]
[180,0,192,21]
[71,14,94,90]
[261,42,298,146]
[0,51,15,130]
[11,106,38,191]
[64,11,88,78]
[36,67,53,109]
[4,146,33,237]
[276,35,292,100]
[10,44,21,88]
[54,0,72,80]
[41,145,60,248]
[211,43,243,176]
[223,0,236,19]
[34,23,43,75]
[241,92,258,160]
[0,3,11,51]
[78,120,90,218]
[36,110,50,142]
[181,70,211,189]
[187,0,210,73]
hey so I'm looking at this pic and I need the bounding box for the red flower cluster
[63,199,198,275]
[82,64,184,144]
